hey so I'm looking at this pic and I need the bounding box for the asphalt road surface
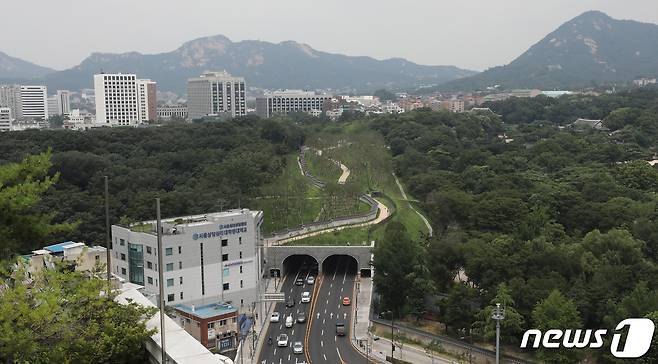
[307,256,367,364]
[258,259,315,364]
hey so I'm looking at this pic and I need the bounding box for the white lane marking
[292,329,295,336]
[332,268,337,281]
[342,269,346,284]
[334,335,337,342]
[344,313,347,319]
[288,354,290,361]
[323,354,327,361]
[328,291,331,296]
[340,287,343,293]
[323,318,325,324]
[321,340,324,347]
[326,299,329,305]
[324,309,327,314]
[338,304,341,310]
[279,324,282,330]
[279,359,282,364]
[274,348,277,355]
[330,283,333,288]
[317,312,320,319]
[330,312,333,319]
[321,329,324,336]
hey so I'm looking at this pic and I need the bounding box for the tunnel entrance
[322,255,358,276]
[281,255,319,277]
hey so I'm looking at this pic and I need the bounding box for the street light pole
[492,303,505,364]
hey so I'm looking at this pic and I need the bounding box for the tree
[531,290,583,363]
[472,283,525,345]
[0,151,75,255]
[0,263,157,363]
[440,283,477,335]
[48,114,66,129]
[373,89,397,102]
[638,311,658,364]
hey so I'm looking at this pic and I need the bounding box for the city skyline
[2,1,658,72]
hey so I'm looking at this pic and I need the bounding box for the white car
[306,276,315,285]
[270,312,280,323]
[277,334,289,347]
[301,291,311,303]
[285,315,294,328]
[293,341,304,354]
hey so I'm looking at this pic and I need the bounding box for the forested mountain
[0,51,55,80]
[440,11,658,90]
[41,35,476,93]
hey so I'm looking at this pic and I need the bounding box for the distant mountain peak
[0,52,55,80]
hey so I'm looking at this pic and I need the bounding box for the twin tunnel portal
[260,246,373,364]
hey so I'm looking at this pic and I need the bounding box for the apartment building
[0,85,22,119]
[255,90,331,118]
[137,79,157,122]
[111,209,264,310]
[174,302,239,351]
[187,71,246,120]
[0,107,11,132]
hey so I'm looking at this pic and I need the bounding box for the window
[239,251,242,259]
[240,280,243,288]
[180,292,184,300]
[222,254,228,262]
[232,317,237,323]
[120,239,125,246]
[219,319,227,326]
[239,266,243,274]
[239,237,242,245]
[120,253,126,261]
[223,267,229,277]
[208,323,215,329]
[121,268,126,275]
[147,261,152,269]
[166,263,173,271]
[165,247,173,256]
[167,294,174,302]
[180,277,183,284]
[223,283,229,291]
[221,239,228,247]
[178,246,182,254]
[146,246,152,254]
[167,278,174,287]
[147,277,153,284]
[179,261,182,269]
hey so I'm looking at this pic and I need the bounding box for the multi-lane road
[259,255,368,364]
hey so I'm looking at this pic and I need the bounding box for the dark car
[295,277,305,286]
[297,312,306,323]
[286,296,295,308]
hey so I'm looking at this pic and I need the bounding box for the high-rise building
[137,79,157,122]
[111,209,264,310]
[47,96,59,117]
[56,90,71,115]
[255,90,332,118]
[20,86,48,120]
[0,85,22,120]
[94,73,139,126]
[187,71,246,120]
[0,107,11,132]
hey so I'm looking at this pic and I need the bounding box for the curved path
[392,173,433,237]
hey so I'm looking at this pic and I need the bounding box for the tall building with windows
[255,90,332,118]
[0,85,22,119]
[94,73,139,126]
[137,79,157,122]
[0,107,11,132]
[20,86,48,120]
[187,71,246,120]
[111,209,263,311]
[56,90,71,115]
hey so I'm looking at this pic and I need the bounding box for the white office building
[137,79,157,122]
[20,86,48,120]
[94,73,139,126]
[187,71,246,120]
[255,90,332,118]
[111,209,264,311]
[0,107,11,132]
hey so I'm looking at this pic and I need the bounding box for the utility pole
[156,198,167,364]
[104,176,111,282]
[492,303,505,364]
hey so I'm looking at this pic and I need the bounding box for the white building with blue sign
[111,209,264,312]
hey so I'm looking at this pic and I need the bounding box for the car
[277,334,289,347]
[270,312,280,323]
[286,296,295,308]
[293,341,304,354]
[296,312,306,323]
[306,276,315,285]
[295,277,305,286]
[285,314,294,328]
[301,291,311,303]
[342,296,351,306]
[336,321,346,336]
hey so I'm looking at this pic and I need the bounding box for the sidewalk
[236,277,279,364]
[351,277,457,364]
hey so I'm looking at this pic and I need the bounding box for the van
[336,321,345,336]
[285,315,294,328]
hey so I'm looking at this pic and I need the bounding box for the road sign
[261,293,285,302]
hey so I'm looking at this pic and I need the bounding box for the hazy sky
[2,0,658,71]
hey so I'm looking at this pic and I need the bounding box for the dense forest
[371,89,658,363]
[0,116,304,253]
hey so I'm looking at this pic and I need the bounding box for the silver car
[293,341,303,354]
